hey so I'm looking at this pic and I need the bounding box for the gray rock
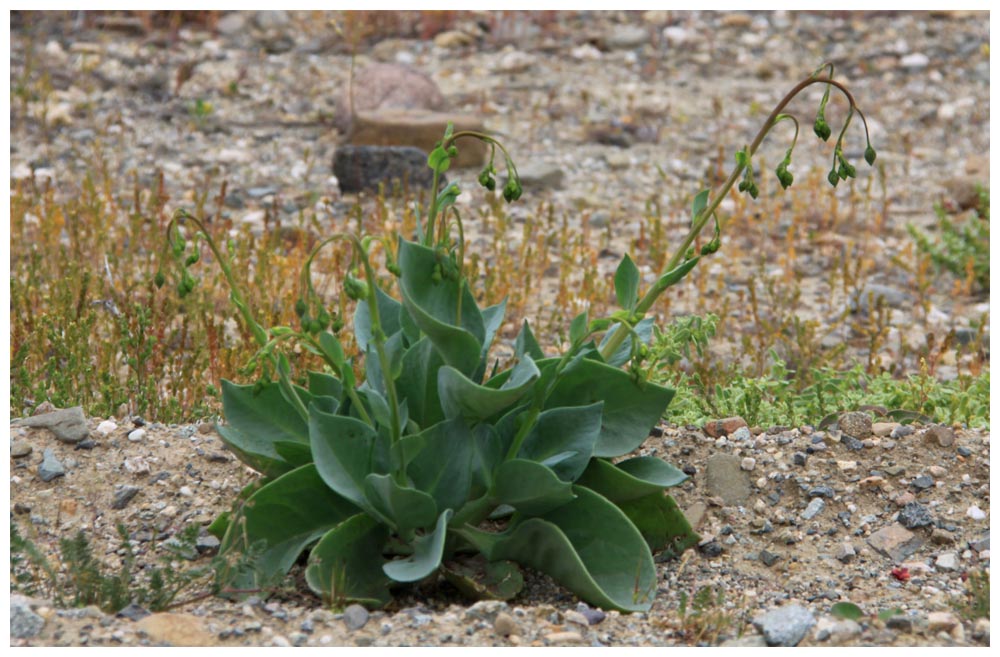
[753,605,816,646]
[910,475,935,490]
[969,532,990,552]
[343,604,369,631]
[333,63,445,133]
[606,24,650,50]
[760,549,781,567]
[705,453,752,506]
[215,12,247,36]
[117,603,151,621]
[11,595,45,638]
[254,10,290,30]
[11,440,32,458]
[576,603,606,625]
[935,551,960,570]
[923,425,955,447]
[505,161,564,190]
[463,600,508,623]
[849,284,912,315]
[868,523,924,562]
[891,425,915,439]
[12,406,90,443]
[111,485,141,510]
[809,485,835,498]
[838,412,872,439]
[898,501,934,529]
[836,543,857,563]
[802,498,825,520]
[38,448,66,481]
[829,619,862,642]
[334,146,437,193]
[196,533,221,555]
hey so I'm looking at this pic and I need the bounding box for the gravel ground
[9,9,990,647]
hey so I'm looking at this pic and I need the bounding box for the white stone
[935,552,960,571]
[900,52,930,68]
[96,420,117,436]
[127,428,146,442]
[178,486,194,497]
[967,505,987,520]
[741,457,756,471]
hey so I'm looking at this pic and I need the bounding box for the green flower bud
[309,319,322,335]
[386,262,402,277]
[330,318,344,333]
[447,145,458,158]
[295,299,307,317]
[865,145,877,166]
[317,309,331,330]
[814,116,831,141]
[431,264,443,284]
[343,274,369,301]
[154,270,166,288]
[738,180,748,192]
[299,312,312,330]
[185,252,199,267]
[177,279,189,298]
[828,169,840,187]
[748,183,759,199]
[502,178,522,203]
[252,379,266,397]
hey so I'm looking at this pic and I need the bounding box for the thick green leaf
[514,319,545,361]
[569,310,589,345]
[405,418,473,513]
[396,337,445,428]
[518,402,603,482]
[305,514,392,608]
[441,555,524,602]
[545,359,674,458]
[831,602,864,621]
[656,257,700,291]
[463,486,656,612]
[615,491,700,556]
[219,464,358,592]
[598,317,655,368]
[492,459,576,516]
[383,509,452,582]
[614,254,641,312]
[354,285,403,353]
[397,240,484,376]
[475,299,507,382]
[309,403,379,510]
[218,380,314,477]
[470,423,503,495]
[316,331,347,369]
[690,189,710,224]
[576,456,688,503]
[307,371,344,403]
[273,441,314,468]
[438,357,539,422]
[363,473,438,536]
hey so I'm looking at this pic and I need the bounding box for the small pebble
[127,428,146,442]
[966,505,987,520]
[96,420,117,435]
[740,457,756,471]
[493,612,519,636]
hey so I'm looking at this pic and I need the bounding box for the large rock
[333,145,438,194]
[136,612,217,647]
[752,605,816,646]
[704,453,751,506]
[11,406,89,443]
[334,63,445,133]
[11,595,45,639]
[347,110,488,168]
[867,523,924,562]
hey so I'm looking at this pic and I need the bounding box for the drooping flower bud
[865,145,877,166]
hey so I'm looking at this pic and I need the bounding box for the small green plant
[907,188,989,294]
[10,522,222,614]
[674,585,741,644]
[955,569,990,620]
[158,64,875,612]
